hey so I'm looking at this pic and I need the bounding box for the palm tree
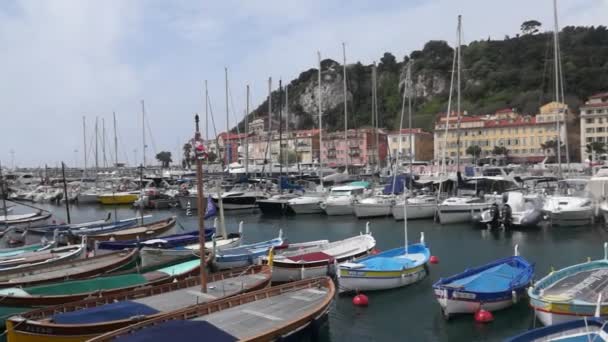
[182,143,192,169]
[156,151,172,168]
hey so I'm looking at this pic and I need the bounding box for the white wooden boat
[0,211,52,230]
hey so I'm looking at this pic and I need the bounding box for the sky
[1,0,606,168]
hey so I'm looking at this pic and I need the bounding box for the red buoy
[371,248,380,255]
[474,309,494,323]
[430,256,439,264]
[352,294,369,307]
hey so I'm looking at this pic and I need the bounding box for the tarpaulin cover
[115,320,237,342]
[52,301,159,324]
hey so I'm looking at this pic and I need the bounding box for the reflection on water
[8,202,608,341]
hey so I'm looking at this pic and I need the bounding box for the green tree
[207,151,217,163]
[492,146,509,156]
[466,145,482,158]
[521,20,542,35]
[586,142,606,162]
[156,151,172,168]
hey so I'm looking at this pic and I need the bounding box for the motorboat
[287,193,326,214]
[393,194,437,220]
[437,196,492,224]
[542,179,594,227]
[353,195,396,218]
[211,185,270,210]
[320,184,367,216]
[478,192,545,229]
[257,193,300,216]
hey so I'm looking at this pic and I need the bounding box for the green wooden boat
[0,259,200,328]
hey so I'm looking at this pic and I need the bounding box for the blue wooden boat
[97,228,216,251]
[433,245,534,319]
[26,213,113,235]
[212,230,285,270]
[506,317,608,342]
[339,232,430,292]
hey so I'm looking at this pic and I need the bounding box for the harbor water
[15,203,608,342]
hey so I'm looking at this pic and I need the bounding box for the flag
[204,195,217,219]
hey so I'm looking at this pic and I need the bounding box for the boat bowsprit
[529,242,608,326]
[433,245,534,319]
[338,232,429,292]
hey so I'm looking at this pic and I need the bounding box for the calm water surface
[18,203,608,342]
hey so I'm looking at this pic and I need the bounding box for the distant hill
[237,24,608,134]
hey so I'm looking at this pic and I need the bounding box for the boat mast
[245,84,250,176]
[113,112,118,167]
[95,117,99,174]
[553,0,563,178]
[61,162,71,224]
[194,114,208,293]
[82,116,87,178]
[141,100,147,168]
[102,118,107,169]
[225,67,230,166]
[407,61,414,191]
[266,77,272,178]
[318,52,324,188]
[342,42,349,173]
[455,15,462,173]
[279,79,283,190]
[0,162,7,229]
[373,63,379,170]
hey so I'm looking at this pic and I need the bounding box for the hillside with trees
[237,23,608,135]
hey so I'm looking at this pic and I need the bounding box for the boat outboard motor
[485,202,501,229]
[501,204,513,229]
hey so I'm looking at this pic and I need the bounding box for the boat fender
[511,290,518,304]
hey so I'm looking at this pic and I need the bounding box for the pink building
[321,128,387,167]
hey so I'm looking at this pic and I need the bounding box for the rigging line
[539,38,552,108]
[116,130,131,166]
[145,117,158,157]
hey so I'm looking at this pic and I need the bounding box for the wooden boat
[88,216,176,242]
[339,232,429,292]
[97,228,214,251]
[6,265,272,342]
[529,243,608,326]
[0,228,57,258]
[0,211,52,230]
[212,230,285,270]
[0,248,138,288]
[0,258,203,325]
[506,317,608,342]
[85,277,335,342]
[56,217,151,245]
[98,192,139,205]
[433,245,533,319]
[263,227,376,283]
[26,213,112,235]
[141,234,241,269]
[0,243,85,274]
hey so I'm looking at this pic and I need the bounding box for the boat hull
[288,201,323,214]
[257,200,294,216]
[98,194,138,205]
[140,237,241,268]
[435,296,517,317]
[353,203,392,218]
[393,204,436,220]
[322,203,353,216]
[544,208,593,226]
[438,204,491,224]
[338,265,427,292]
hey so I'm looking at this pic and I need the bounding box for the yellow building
[433,103,567,163]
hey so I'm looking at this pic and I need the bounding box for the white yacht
[437,196,492,224]
[320,185,366,216]
[542,179,594,227]
[393,194,437,220]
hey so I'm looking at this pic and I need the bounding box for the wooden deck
[194,286,329,338]
[134,273,269,312]
[542,268,608,303]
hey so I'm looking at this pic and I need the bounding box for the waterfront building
[580,92,608,162]
[433,103,568,164]
[386,128,433,161]
[320,128,387,167]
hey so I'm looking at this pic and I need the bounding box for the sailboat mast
[141,100,146,167]
[95,117,99,173]
[343,42,349,171]
[267,77,272,177]
[553,0,562,177]
[245,84,250,175]
[102,118,107,168]
[225,68,230,165]
[318,52,324,188]
[408,61,414,190]
[279,80,283,188]
[0,162,8,229]
[113,112,118,167]
[455,15,462,172]
[82,116,87,177]
[193,114,207,293]
[205,80,209,142]
[373,63,379,169]
[61,162,71,224]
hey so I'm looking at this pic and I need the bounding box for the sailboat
[339,163,430,292]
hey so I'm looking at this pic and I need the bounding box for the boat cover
[26,274,148,296]
[287,251,333,263]
[449,263,522,292]
[115,320,237,342]
[52,301,159,324]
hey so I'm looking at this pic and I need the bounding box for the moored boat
[437,196,492,224]
[339,232,429,292]
[287,194,325,214]
[98,192,139,205]
[393,194,437,220]
[88,216,176,242]
[263,227,376,283]
[6,265,272,342]
[433,245,534,319]
[97,228,214,251]
[506,317,608,342]
[0,242,85,274]
[85,276,335,342]
[320,184,366,216]
[529,242,608,326]
[212,231,285,270]
[0,211,52,230]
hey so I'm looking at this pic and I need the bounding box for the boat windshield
[331,190,352,197]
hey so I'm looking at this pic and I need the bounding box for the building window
[587,137,594,143]
[598,137,605,143]
[587,128,595,133]
[599,118,604,123]
[587,118,594,124]
[598,127,605,133]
